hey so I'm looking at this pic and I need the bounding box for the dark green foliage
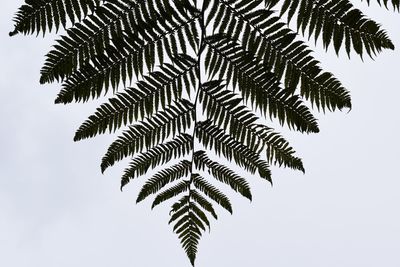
[137,160,192,203]
[11,0,397,265]
[121,134,193,189]
[10,0,101,36]
[74,54,198,141]
[100,98,195,172]
[277,0,395,57]
[194,150,252,200]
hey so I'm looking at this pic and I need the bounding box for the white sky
[1,1,399,267]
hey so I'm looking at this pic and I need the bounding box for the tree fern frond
[10,0,101,36]
[194,150,252,201]
[170,195,190,213]
[199,80,263,150]
[207,3,352,111]
[39,0,140,83]
[205,36,321,132]
[173,214,201,266]
[54,11,200,104]
[101,99,194,172]
[40,0,198,84]
[136,160,191,203]
[256,126,305,172]
[169,204,190,224]
[165,171,236,265]
[120,134,193,190]
[190,190,218,219]
[12,0,399,265]
[191,173,233,213]
[190,202,211,229]
[174,216,202,235]
[151,180,190,209]
[195,120,261,174]
[280,0,395,57]
[196,119,273,182]
[170,202,210,232]
[199,80,304,173]
[74,54,197,141]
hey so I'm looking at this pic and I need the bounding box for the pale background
[1,1,399,267]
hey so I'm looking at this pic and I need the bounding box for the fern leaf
[170,195,190,214]
[151,180,190,209]
[256,126,305,172]
[136,160,191,203]
[74,54,197,141]
[190,202,211,229]
[190,190,218,219]
[120,134,193,189]
[192,174,232,213]
[207,3,352,111]
[194,150,252,201]
[196,120,264,175]
[55,9,200,104]
[39,0,138,83]
[12,0,399,265]
[205,36,320,131]
[281,0,395,57]
[10,0,100,36]
[101,99,194,172]
[199,80,304,172]
[174,214,200,266]
[200,80,262,150]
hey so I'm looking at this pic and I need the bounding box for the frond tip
[10,0,100,36]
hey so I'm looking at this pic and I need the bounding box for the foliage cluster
[11,0,398,264]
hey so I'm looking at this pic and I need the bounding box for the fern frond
[196,120,261,174]
[207,3,352,111]
[169,203,190,224]
[170,195,190,213]
[10,0,100,36]
[151,180,190,209]
[163,169,235,266]
[190,190,218,219]
[101,99,194,172]
[192,173,233,213]
[264,0,281,9]
[256,126,305,172]
[196,120,273,182]
[205,36,320,132]
[200,80,263,151]
[12,0,398,265]
[173,212,201,266]
[199,80,303,172]
[170,202,210,231]
[194,150,252,201]
[39,0,139,83]
[120,134,193,189]
[40,0,198,84]
[55,9,200,104]
[136,160,191,203]
[280,0,395,57]
[190,202,211,229]
[74,54,197,141]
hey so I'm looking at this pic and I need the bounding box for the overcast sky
[1,1,399,267]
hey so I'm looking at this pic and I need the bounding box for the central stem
[189,0,206,185]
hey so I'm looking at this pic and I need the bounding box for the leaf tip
[9,29,18,37]
[100,164,107,174]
